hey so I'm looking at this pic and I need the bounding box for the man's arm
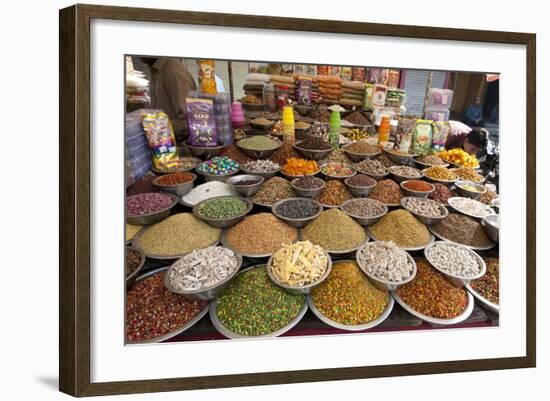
[164,67,196,138]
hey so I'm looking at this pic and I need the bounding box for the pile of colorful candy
[196,156,240,176]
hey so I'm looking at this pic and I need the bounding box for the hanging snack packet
[372,84,388,109]
[363,83,374,110]
[142,112,179,170]
[431,121,451,153]
[411,119,434,156]
[186,98,218,147]
[395,115,417,153]
[296,78,313,105]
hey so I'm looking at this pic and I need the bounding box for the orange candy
[282,158,319,175]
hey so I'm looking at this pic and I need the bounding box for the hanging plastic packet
[411,119,434,156]
[431,121,451,153]
[296,78,313,105]
[197,60,217,95]
[142,111,179,170]
[395,115,417,154]
[363,83,375,110]
[186,98,218,147]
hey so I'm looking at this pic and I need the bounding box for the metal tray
[209,265,308,339]
[391,290,474,326]
[465,284,500,314]
[125,267,210,344]
[428,226,496,250]
[367,228,435,251]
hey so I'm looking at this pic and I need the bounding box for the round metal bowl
[225,174,264,197]
[307,290,394,331]
[163,253,243,301]
[293,143,332,161]
[320,163,357,182]
[125,246,146,288]
[290,177,326,198]
[482,214,499,243]
[298,229,369,256]
[388,166,423,183]
[412,157,449,170]
[152,172,197,197]
[280,167,321,180]
[125,267,210,344]
[465,283,499,314]
[400,197,449,226]
[454,180,487,200]
[239,165,281,179]
[428,225,496,251]
[193,196,253,229]
[367,228,435,251]
[209,265,308,338]
[424,241,487,287]
[392,289,474,326]
[422,168,459,186]
[342,146,381,163]
[184,141,225,159]
[236,137,282,159]
[266,249,332,295]
[383,148,416,165]
[271,198,323,228]
[339,198,388,226]
[447,197,496,220]
[344,175,377,197]
[196,164,240,182]
[126,193,179,225]
[400,180,435,198]
[220,230,298,259]
[354,167,389,181]
[250,120,275,130]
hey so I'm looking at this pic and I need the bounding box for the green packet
[411,119,433,156]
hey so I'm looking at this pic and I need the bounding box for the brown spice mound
[219,144,254,164]
[431,213,492,247]
[268,141,301,166]
[370,209,430,248]
[368,179,403,204]
[315,180,352,206]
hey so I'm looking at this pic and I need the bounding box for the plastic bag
[142,111,178,170]
[186,98,217,147]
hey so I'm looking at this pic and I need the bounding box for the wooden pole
[228,60,234,103]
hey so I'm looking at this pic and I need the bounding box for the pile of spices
[321,163,355,177]
[395,259,467,319]
[296,136,331,150]
[282,158,319,175]
[449,197,494,218]
[250,117,274,127]
[403,197,444,217]
[268,141,301,166]
[226,213,298,255]
[196,197,248,219]
[292,176,325,190]
[470,258,499,305]
[402,180,434,192]
[155,171,195,186]
[252,177,295,206]
[270,241,329,287]
[126,223,142,241]
[311,261,389,325]
[431,213,492,247]
[315,180,353,206]
[426,242,482,278]
[368,179,403,204]
[309,121,330,137]
[237,136,279,151]
[424,166,458,181]
[135,213,221,257]
[347,174,376,187]
[126,271,207,341]
[126,192,174,216]
[343,111,370,126]
[125,248,142,276]
[370,209,430,248]
[219,144,253,164]
[126,173,161,195]
[196,156,239,176]
[437,148,479,168]
[374,153,397,168]
[319,149,353,165]
[166,246,239,291]
[479,190,497,205]
[310,105,331,123]
[233,178,262,186]
[341,198,386,217]
[388,165,422,178]
[429,183,456,204]
[274,198,320,219]
[216,267,305,336]
[181,181,238,206]
[416,155,446,166]
[301,209,367,251]
[355,159,388,176]
[242,159,280,173]
[452,167,484,182]
[357,241,414,282]
[344,141,379,154]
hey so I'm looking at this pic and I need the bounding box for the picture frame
[59,3,536,397]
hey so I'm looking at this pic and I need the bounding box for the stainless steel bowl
[193,196,253,229]
[342,145,380,163]
[239,165,281,179]
[482,214,499,243]
[163,253,243,301]
[383,148,416,165]
[399,180,435,198]
[290,177,326,198]
[266,249,332,295]
[339,198,388,226]
[344,175,377,197]
[271,198,323,228]
[236,137,282,159]
[424,241,487,287]
[126,193,178,225]
[196,164,240,182]
[152,172,197,197]
[225,174,264,197]
[320,163,357,182]
[400,196,449,226]
[184,141,225,159]
[293,143,332,161]
[125,246,145,288]
[454,180,487,200]
[388,166,423,183]
[356,244,417,291]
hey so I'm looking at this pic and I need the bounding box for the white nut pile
[450,197,494,218]
[357,241,414,282]
[426,242,481,278]
[403,197,444,217]
[167,246,239,291]
[389,166,422,178]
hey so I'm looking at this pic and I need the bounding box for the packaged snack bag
[142,111,179,170]
[352,67,366,82]
[411,119,434,155]
[395,115,417,153]
[340,66,353,81]
[197,60,217,95]
[185,98,218,147]
[431,121,451,153]
[296,79,313,105]
[363,83,374,110]
[372,84,388,109]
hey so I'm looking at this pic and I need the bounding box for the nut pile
[416,155,446,166]
[452,167,484,183]
[429,183,456,204]
[126,192,174,216]
[403,197,445,217]
[449,197,494,218]
[270,241,329,287]
[341,198,386,217]
[292,176,324,190]
[388,166,422,178]
[252,177,295,206]
[242,159,280,173]
[424,166,457,181]
[368,179,403,204]
[355,159,388,176]
[426,242,482,278]
[357,241,414,282]
[315,180,352,206]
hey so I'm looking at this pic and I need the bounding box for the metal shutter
[431,71,447,90]
[403,70,430,116]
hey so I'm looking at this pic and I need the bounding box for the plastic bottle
[281,105,295,143]
[231,102,245,129]
[263,84,277,112]
[328,108,342,149]
[378,116,391,146]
